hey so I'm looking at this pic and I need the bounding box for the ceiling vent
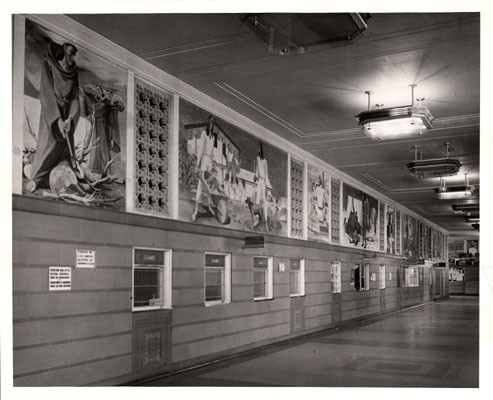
[240,13,371,55]
[407,143,461,179]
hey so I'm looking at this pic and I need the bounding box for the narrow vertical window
[290,259,305,296]
[205,253,231,306]
[331,261,341,293]
[379,265,386,289]
[354,263,370,291]
[253,256,273,300]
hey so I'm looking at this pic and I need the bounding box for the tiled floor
[138,296,479,387]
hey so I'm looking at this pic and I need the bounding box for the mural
[22,19,126,208]
[385,205,396,254]
[307,166,330,242]
[341,184,379,250]
[403,213,419,259]
[178,99,288,235]
[448,240,464,259]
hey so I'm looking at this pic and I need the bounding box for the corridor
[137,296,479,387]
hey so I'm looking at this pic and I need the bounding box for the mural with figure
[386,205,396,254]
[403,213,419,260]
[341,184,379,250]
[22,19,126,208]
[179,99,288,235]
[307,166,330,242]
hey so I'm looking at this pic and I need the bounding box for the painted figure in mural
[254,141,269,206]
[192,115,217,221]
[250,141,271,230]
[387,210,395,253]
[345,197,362,245]
[81,83,125,176]
[314,175,328,223]
[26,41,80,192]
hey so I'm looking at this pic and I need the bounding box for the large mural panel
[403,213,419,259]
[307,165,330,242]
[341,184,379,250]
[385,204,396,254]
[22,19,127,208]
[179,99,288,235]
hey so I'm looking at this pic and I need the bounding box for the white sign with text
[49,266,72,291]
[76,249,96,268]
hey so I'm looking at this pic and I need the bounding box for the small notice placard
[49,266,72,291]
[76,249,95,268]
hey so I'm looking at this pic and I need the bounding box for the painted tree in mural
[22,20,126,208]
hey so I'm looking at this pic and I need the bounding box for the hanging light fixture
[407,143,461,179]
[435,174,475,200]
[356,84,434,140]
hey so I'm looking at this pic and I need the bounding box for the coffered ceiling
[69,12,480,235]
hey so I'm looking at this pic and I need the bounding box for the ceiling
[69,12,480,236]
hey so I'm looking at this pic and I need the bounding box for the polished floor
[138,296,479,387]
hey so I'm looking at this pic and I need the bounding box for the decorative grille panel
[396,210,401,254]
[379,202,385,252]
[135,80,171,214]
[290,158,304,238]
[331,179,340,243]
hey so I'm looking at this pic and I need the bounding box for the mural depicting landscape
[178,99,288,235]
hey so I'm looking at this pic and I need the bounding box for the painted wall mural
[22,19,127,208]
[385,204,396,254]
[178,99,288,235]
[403,213,420,260]
[307,165,330,242]
[341,184,379,250]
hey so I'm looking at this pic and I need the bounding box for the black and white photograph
[2,2,492,400]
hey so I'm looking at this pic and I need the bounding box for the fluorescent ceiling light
[356,84,434,140]
[407,143,461,179]
[435,175,475,200]
[451,203,479,213]
[435,185,475,200]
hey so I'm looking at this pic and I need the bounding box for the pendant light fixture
[435,174,475,200]
[407,143,461,179]
[356,84,434,140]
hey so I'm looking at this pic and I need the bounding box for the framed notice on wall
[49,266,72,291]
[76,249,96,268]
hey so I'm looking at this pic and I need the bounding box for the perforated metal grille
[379,203,385,252]
[396,210,401,254]
[290,159,304,237]
[135,80,170,214]
[331,179,340,243]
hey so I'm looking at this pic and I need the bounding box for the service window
[379,265,386,289]
[331,261,341,293]
[404,267,419,287]
[354,263,370,291]
[253,256,274,300]
[290,259,305,297]
[132,247,172,311]
[204,253,232,306]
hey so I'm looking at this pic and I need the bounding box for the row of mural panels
[17,18,447,261]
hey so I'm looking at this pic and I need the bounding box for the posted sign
[76,249,96,268]
[49,266,72,291]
